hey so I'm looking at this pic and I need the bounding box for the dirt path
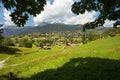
[0,57,9,69]
[4,49,71,68]
[28,49,70,63]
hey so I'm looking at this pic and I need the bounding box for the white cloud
[4,9,15,26]
[34,0,98,26]
[2,0,115,27]
[64,11,98,25]
[103,20,115,27]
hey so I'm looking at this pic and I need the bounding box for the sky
[0,0,115,27]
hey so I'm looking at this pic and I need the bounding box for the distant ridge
[2,23,82,36]
[2,22,112,37]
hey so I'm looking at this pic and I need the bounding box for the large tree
[0,0,46,45]
[72,0,120,31]
[0,0,46,26]
[0,24,3,46]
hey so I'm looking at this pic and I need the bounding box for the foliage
[0,37,15,46]
[18,37,33,48]
[0,0,46,26]
[34,39,53,48]
[81,33,87,44]
[87,31,102,41]
[103,27,120,37]
[34,39,44,48]
[72,0,120,31]
[1,29,118,48]
[81,31,102,44]
[0,24,3,46]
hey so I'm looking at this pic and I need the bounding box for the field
[0,36,120,80]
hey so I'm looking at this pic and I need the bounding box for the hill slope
[0,36,120,80]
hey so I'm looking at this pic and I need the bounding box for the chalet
[66,43,76,46]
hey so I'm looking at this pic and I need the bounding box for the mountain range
[2,22,112,37]
[2,23,83,36]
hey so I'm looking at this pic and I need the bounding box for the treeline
[0,28,120,48]
[103,27,120,37]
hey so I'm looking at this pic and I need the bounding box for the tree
[0,0,46,26]
[18,37,33,48]
[0,24,3,46]
[0,1,46,47]
[72,0,120,31]
[1,37,15,46]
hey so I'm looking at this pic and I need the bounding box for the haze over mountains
[2,23,83,36]
[2,22,113,37]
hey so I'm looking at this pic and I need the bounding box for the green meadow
[0,36,120,80]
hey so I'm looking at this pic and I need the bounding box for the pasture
[0,36,120,80]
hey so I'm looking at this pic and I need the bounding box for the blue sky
[0,0,115,27]
[0,2,35,26]
[0,3,5,23]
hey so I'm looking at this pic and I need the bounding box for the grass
[0,36,120,80]
[68,36,120,59]
[0,45,62,65]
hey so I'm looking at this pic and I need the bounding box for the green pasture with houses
[0,36,120,80]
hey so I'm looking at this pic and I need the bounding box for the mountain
[2,23,83,37]
[2,22,112,37]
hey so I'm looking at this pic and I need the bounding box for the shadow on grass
[0,46,20,55]
[1,57,120,80]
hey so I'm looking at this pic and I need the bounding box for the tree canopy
[0,0,46,26]
[72,0,120,31]
[0,24,3,45]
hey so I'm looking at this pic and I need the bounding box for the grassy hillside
[0,36,120,80]
[68,36,120,59]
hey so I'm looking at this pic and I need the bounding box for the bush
[103,28,120,37]
[18,38,33,48]
[81,34,87,44]
[87,31,101,41]
[34,39,54,48]
[1,38,15,46]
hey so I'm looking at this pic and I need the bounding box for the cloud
[64,11,98,25]
[33,0,98,26]
[3,9,15,26]
[103,20,115,27]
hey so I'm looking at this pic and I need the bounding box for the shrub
[81,34,87,44]
[18,38,33,48]
[1,37,15,46]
